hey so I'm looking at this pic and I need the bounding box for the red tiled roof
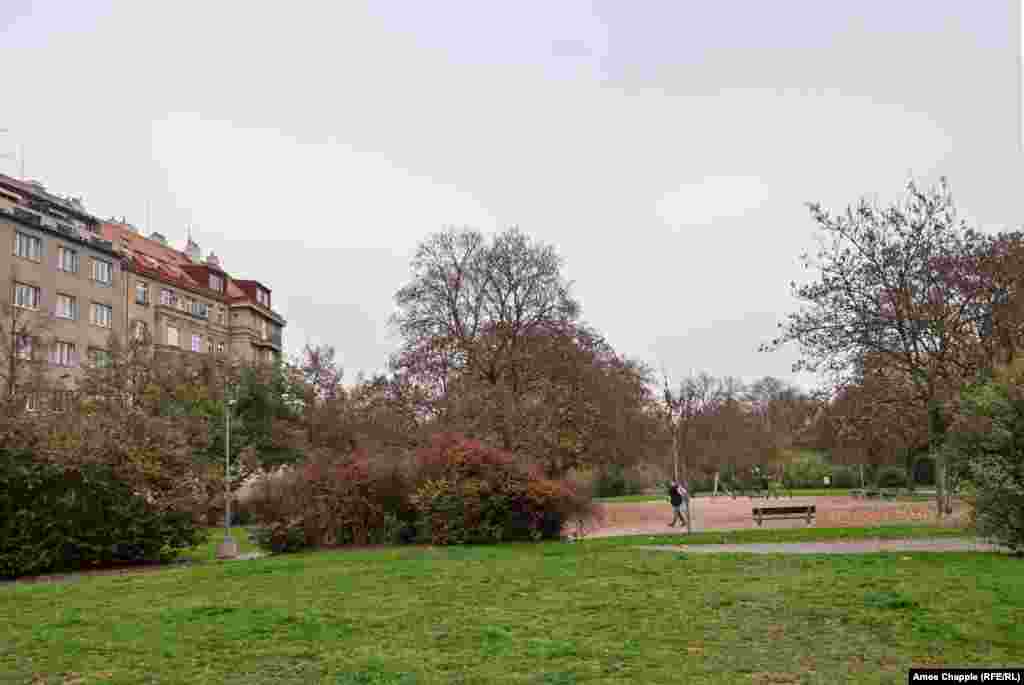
[102,222,221,298]
[101,221,284,322]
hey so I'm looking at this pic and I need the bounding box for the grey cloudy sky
[2,1,1022,390]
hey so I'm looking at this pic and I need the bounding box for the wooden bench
[752,505,816,527]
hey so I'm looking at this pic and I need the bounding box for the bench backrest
[752,506,815,516]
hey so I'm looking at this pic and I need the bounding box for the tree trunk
[928,400,947,520]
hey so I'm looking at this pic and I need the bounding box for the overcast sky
[2,1,1022,390]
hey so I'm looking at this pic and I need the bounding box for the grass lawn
[2,526,1020,684]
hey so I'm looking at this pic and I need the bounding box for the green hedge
[0,450,205,579]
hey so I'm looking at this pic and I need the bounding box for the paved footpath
[637,537,1010,555]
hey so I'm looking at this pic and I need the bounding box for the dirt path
[637,538,1006,554]
[587,495,967,538]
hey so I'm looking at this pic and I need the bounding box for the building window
[191,334,202,353]
[89,348,112,368]
[261,320,269,340]
[256,288,269,307]
[25,394,39,412]
[181,297,192,313]
[190,301,208,319]
[54,341,76,367]
[57,246,79,273]
[216,342,225,354]
[56,294,77,320]
[135,281,149,305]
[14,232,42,262]
[13,283,40,310]
[92,259,113,285]
[15,334,33,360]
[132,320,148,341]
[160,288,177,307]
[167,325,179,347]
[52,390,74,412]
[209,274,224,292]
[91,302,113,328]
[216,306,224,324]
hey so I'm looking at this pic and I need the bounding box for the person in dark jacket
[668,480,686,527]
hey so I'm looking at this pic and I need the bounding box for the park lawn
[2,527,1020,684]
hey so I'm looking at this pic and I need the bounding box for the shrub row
[244,434,596,553]
[0,449,205,579]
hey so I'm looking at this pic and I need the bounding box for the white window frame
[54,341,76,367]
[13,283,40,310]
[14,232,42,262]
[216,342,225,354]
[56,293,77,320]
[167,325,179,347]
[91,302,113,328]
[210,274,224,292]
[57,245,79,273]
[135,281,149,305]
[90,348,112,368]
[91,259,113,285]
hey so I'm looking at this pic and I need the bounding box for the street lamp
[216,393,239,559]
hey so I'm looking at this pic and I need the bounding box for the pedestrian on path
[668,480,687,528]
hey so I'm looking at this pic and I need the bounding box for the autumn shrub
[245,453,416,554]
[409,433,596,544]
[0,449,204,579]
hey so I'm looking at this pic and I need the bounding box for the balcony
[254,329,282,351]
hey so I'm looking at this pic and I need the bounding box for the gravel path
[636,537,1009,555]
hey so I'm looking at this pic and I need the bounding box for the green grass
[2,526,1018,684]
[581,524,970,550]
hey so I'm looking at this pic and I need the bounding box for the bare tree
[763,178,1005,516]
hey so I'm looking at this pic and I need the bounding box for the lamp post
[216,393,239,559]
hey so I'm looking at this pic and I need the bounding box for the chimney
[206,252,220,268]
[185,237,201,263]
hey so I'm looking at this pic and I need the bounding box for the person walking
[668,480,686,527]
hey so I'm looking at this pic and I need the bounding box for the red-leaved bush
[409,433,597,544]
[245,449,415,552]
[245,435,598,553]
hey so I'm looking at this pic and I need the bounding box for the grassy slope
[2,526,1019,685]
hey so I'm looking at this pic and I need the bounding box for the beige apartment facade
[0,173,285,399]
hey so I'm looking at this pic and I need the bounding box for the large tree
[764,178,1007,515]
[391,226,659,475]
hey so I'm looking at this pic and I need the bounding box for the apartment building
[0,172,285,395]
[102,221,285,365]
